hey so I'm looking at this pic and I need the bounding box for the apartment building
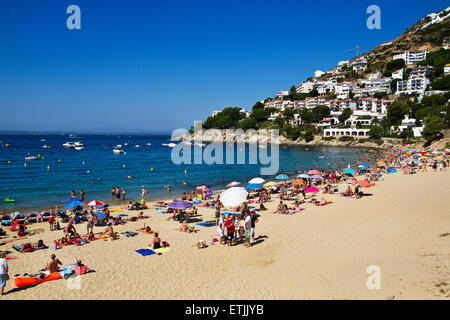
[296,81,315,94]
[352,57,368,72]
[393,51,428,65]
[396,77,430,95]
[357,98,392,115]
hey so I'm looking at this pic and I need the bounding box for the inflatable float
[3,198,15,203]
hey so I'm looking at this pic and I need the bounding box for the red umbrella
[84,200,105,206]
[308,170,321,175]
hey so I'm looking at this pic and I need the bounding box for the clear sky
[0,0,448,133]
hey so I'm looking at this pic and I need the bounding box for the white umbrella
[220,187,248,207]
[226,181,241,187]
[248,177,265,184]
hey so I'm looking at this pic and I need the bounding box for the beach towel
[136,229,158,234]
[135,249,156,256]
[154,209,167,214]
[316,201,333,206]
[152,247,171,254]
[175,228,199,233]
[196,221,216,227]
[120,231,139,237]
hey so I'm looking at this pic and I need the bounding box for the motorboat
[62,142,75,148]
[41,145,51,149]
[25,155,38,160]
[75,146,84,150]
[113,148,125,154]
[162,143,177,147]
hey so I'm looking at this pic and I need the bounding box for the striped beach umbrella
[168,201,193,210]
[275,174,289,180]
[84,200,105,207]
[305,187,319,193]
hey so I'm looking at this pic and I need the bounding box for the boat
[113,149,125,154]
[146,143,152,146]
[24,156,38,160]
[74,141,84,147]
[41,145,51,149]
[62,142,75,148]
[162,143,177,147]
[40,139,46,142]
[75,146,84,150]
[135,145,141,148]
[115,144,123,148]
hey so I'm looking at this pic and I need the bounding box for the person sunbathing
[83,231,96,241]
[64,222,79,238]
[104,222,115,237]
[44,254,62,273]
[150,233,165,250]
[180,221,189,232]
[274,201,286,214]
[259,202,267,211]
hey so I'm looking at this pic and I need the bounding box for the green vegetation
[422,116,445,142]
[418,48,450,79]
[339,136,354,142]
[203,107,245,129]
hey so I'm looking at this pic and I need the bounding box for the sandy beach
[0,169,449,300]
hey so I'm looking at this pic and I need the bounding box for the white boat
[25,156,38,160]
[162,143,177,147]
[135,145,141,148]
[146,143,152,146]
[113,149,125,154]
[75,146,84,150]
[124,143,128,146]
[74,141,84,147]
[62,142,75,148]
[40,139,46,142]
[41,145,51,149]
[115,144,123,148]
[194,142,206,147]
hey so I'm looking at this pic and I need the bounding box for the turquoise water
[0,133,367,212]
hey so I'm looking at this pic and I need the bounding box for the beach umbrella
[359,167,367,171]
[297,173,310,179]
[263,181,278,188]
[310,174,322,179]
[246,183,263,191]
[305,187,319,193]
[308,170,321,175]
[275,174,289,180]
[220,187,248,207]
[64,201,83,208]
[248,177,265,184]
[343,169,357,174]
[62,196,82,203]
[226,181,241,187]
[84,211,106,220]
[84,200,105,207]
[352,181,373,188]
[292,179,304,185]
[168,201,193,210]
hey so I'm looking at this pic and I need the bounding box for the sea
[0,133,368,213]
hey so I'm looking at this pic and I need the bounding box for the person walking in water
[122,188,126,200]
[116,186,120,200]
[80,189,85,201]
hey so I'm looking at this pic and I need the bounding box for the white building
[296,81,315,94]
[352,57,368,72]
[368,72,382,80]
[393,51,428,65]
[396,77,430,95]
[337,60,350,71]
[345,116,372,127]
[314,70,325,78]
[444,64,450,75]
[276,90,289,98]
[357,98,392,116]
[211,110,221,117]
[317,117,339,127]
[323,128,370,138]
[392,69,403,80]
[390,115,423,137]
[410,66,433,79]
[335,82,357,99]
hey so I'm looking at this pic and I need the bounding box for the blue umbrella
[310,174,322,179]
[246,183,263,190]
[84,211,106,220]
[276,174,289,180]
[359,167,367,171]
[62,197,82,203]
[297,173,311,179]
[343,169,357,174]
[64,201,83,208]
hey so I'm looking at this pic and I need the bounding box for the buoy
[38,154,41,158]
[123,164,125,168]
[151,167,153,172]
[184,169,187,175]
[87,170,90,174]
[47,165,50,170]
[42,157,44,160]
[24,163,27,167]
[58,159,61,163]
[8,160,11,164]
[82,161,85,165]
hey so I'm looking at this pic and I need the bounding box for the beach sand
[1,169,449,300]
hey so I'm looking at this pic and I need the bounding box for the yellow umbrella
[263,181,278,188]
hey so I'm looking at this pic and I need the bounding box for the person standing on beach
[87,211,96,234]
[215,201,221,226]
[0,251,8,295]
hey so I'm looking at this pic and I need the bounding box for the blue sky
[0,0,448,133]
